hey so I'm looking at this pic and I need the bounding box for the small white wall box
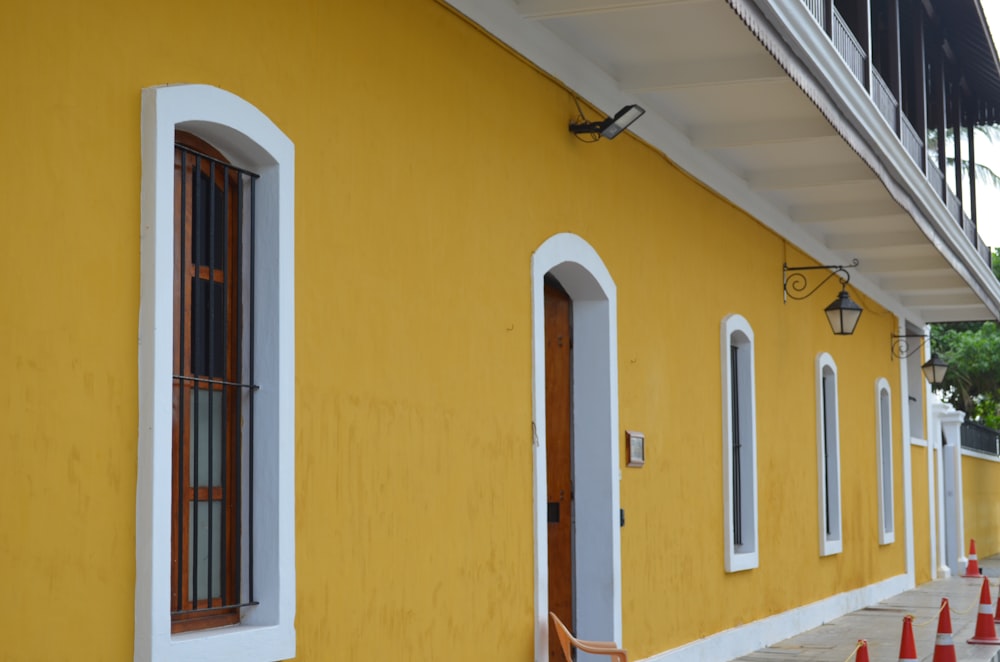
[626,431,645,468]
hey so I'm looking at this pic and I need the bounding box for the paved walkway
[731,556,1000,661]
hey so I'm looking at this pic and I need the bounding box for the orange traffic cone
[898,615,918,662]
[963,539,982,577]
[855,639,870,662]
[968,577,1000,644]
[933,598,957,662]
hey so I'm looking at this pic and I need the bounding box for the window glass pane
[189,389,223,487]
[192,171,227,270]
[190,278,227,378]
[188,501,223,600]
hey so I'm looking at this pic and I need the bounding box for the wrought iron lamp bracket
[891,334,929,360]
[782,258,860,303]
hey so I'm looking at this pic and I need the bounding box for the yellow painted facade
[0,1,920,660]
[962,455,1000,558]
[910,447,932,585]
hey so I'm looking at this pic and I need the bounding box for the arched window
[138,84,295,662]
[876,378,894,544]
[722,314,758,572]
[817,353,842,556]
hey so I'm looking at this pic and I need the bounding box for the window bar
[207,157,217,609]
[218,160,228,610]
[191,154,205,609]
[248,174,256,605]
[731,345,742,547]
[175,148,190,614]
[191,379,201,607]
[233,169,244,610]
[172,144,263,618]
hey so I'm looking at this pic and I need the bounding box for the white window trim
[816,352,842,556]
[876,378,895,545]
[721,314,759,572]
[137,84,295,662]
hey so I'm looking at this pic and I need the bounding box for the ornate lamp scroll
[782,259,862,335]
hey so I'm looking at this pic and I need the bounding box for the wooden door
[545,278,573,661]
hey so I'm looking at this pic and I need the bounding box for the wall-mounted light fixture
[921,354,949,385]
[783,259,862,335]
[569,103,645,141]
[890,334,949,384]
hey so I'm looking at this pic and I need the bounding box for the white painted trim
[910,437,929,448]
[960,448,1000,462]
[638,573,911,662]
[531,233,622,661]
[137,84,295,662]
[816,352,842,557]
[897,322,915,581]
[875,378,895,545]
[936,400,967,576]
[721,314,759,572]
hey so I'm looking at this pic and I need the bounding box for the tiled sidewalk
[730,557,1000,661]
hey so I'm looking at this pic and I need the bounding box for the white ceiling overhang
[444,0,1000,324]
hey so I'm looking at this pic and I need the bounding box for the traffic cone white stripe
[980,604,994,615]
[936,633,953,646]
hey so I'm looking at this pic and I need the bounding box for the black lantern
[783,259,862,336]
[921,354,949,384]
[824,288,863,336]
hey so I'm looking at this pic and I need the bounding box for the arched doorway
[531,233,622,661]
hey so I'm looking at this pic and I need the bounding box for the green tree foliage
[929,249,1000,428]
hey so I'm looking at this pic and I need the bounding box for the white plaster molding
[875,378,894,545]
[137,84,295,662]
[816,352,842,557]
[638,573,912,662]
[721,314,759,572]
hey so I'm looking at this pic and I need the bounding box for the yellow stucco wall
[0,1,910,660]
[962,454,1000,558]
[910,446,932,584]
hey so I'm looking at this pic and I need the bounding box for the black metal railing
[172,143,259,624]
[961,420,1000,456]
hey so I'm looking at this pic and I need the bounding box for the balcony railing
[871,69,899,132]
[803,0,824,26]
[799,0,991,267]
[962,421,1000,456]
[900,115,923,169]
[927,164,945,198]
[833,9,866,86]
[946,188,961,220]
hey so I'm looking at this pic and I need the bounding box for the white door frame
[531,233,622,661]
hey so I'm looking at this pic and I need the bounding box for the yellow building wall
[962,454,1000,558]
[0,0,909,660]
[910,446,932,585]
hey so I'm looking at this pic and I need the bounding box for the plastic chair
[549,611,628,662]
